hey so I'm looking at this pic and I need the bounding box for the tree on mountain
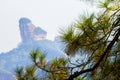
[15,0,120,80]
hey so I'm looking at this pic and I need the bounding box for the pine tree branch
[66,28,120,80]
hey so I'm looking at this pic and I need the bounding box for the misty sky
[0,0,97,53]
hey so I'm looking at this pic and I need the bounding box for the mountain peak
[19,17,47,43]
[19,17,31,24]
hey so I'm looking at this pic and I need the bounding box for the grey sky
[0,0,97,52]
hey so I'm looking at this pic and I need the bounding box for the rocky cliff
[19,17,47,42]
[0,18,65,80]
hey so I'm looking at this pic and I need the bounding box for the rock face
[0,17,65,80]
[19,17,47,43]
[0,69,15,80]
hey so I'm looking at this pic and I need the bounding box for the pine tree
[15,0,120,80]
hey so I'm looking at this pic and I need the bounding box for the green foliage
[15,67,24,80]
[15,0,120,80]
[60,0,120,80]
[16,49,69,80]
[15,66,37,80]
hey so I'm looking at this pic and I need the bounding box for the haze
[0,0,97,52]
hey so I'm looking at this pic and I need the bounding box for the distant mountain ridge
[0,18,66,80]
